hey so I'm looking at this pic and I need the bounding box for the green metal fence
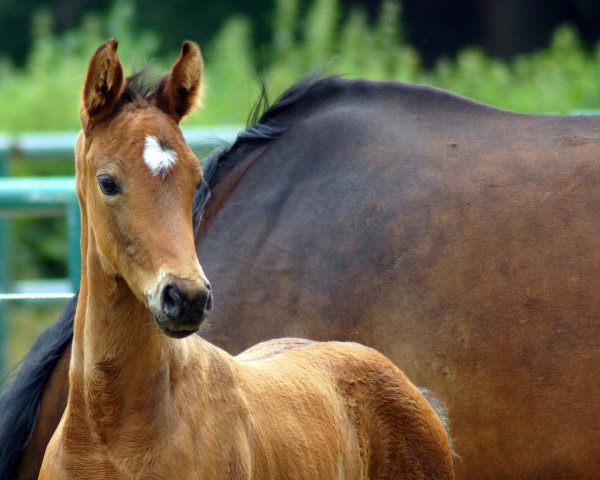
[0,134,9,381]
[0,126,241,378]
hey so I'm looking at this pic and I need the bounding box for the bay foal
[38,40,454,479]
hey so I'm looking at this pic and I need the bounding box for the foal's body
[47,326,445,478]
[39,40,453,479]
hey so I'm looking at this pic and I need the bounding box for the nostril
[191,288,212,317]
[162,283,182,318]
[206,291,213,312]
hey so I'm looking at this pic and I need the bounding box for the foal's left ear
[81,38,125,126]
[155,41,203,123]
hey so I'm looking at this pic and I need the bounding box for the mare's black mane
[193,75,328,228]
[0,294,77,475]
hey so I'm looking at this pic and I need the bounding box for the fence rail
[0,126,242,377]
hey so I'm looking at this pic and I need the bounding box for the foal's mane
[121,69,162,104]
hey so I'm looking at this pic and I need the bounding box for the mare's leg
[15,345,71,480]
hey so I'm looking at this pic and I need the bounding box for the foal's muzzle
[149,278,212,338]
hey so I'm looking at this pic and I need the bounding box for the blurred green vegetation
[6,303,66,371]
[3,0,600,367]
[2,0,600,136]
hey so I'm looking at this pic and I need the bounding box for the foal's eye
[97,174,120,196]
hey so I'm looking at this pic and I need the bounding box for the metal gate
[0,126,241,377]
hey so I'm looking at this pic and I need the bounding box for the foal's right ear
[81,38,125,126]
[154,41,203,123]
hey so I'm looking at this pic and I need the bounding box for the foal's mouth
[153,318,202,339]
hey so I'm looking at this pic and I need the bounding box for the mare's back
[198,78,600,479]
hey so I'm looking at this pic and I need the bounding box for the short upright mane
[121,70,163,104]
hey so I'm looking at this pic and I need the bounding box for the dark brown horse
[3,72,600,479]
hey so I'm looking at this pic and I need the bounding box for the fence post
[0,135,11,379]
[66,198,80,292]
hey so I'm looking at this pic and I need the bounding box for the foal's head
[76,39,212,338]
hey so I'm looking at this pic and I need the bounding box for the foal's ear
[81,39,125,126]
[155,41,203,123]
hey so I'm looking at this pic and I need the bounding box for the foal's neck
[74,269,165,375]
[69,229,188,434]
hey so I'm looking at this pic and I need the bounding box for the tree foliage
[2,0,600,136]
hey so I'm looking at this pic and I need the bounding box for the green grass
[4,303,67,375]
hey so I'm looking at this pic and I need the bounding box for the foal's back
[232,338,454,479]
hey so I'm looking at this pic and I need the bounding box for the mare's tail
[0,293,76,478]
[420,387,458,460]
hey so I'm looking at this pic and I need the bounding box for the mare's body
[3,76,600,478]
[199,80,600,478]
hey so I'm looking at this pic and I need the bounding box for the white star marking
[143,135,177,176]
